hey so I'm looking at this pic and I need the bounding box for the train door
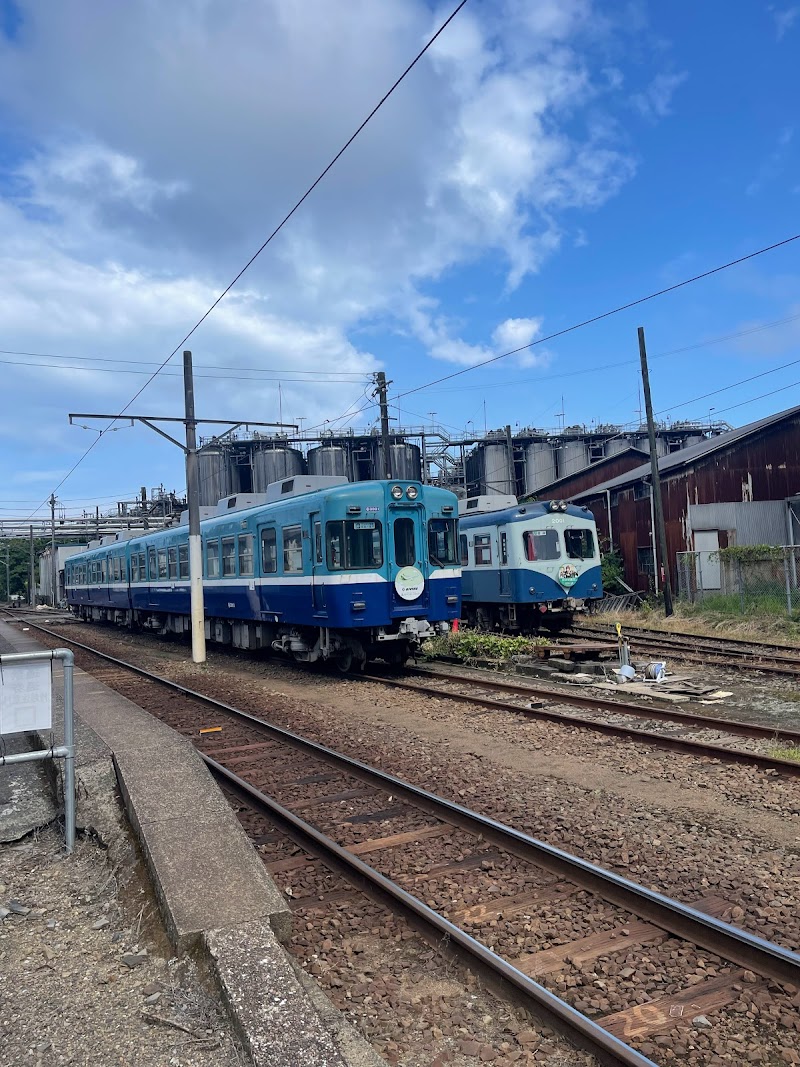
[498,528,511,597]
[310,513,326,616]
[390,507,430,612]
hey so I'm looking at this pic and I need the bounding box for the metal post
[49,493,57,608]
[738,558,745,614]
[62,650,76,853]
[605,489,614,551]
[183,351,207,664]
[376,372,391,480]
[29,525,35,606]
[4,544,9,602]
[638,327,674,616]
[784,550,793,617]
[505,424,515,496]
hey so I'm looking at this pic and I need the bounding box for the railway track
[574,624,800,677]
[5,613,800,1066]
[365,664,800,777]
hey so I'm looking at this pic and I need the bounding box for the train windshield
[327,521,383,570]
[428,519,458,567]
[565,528,596,560]
[523,529,560,561]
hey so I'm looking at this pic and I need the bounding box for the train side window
[131,555,139,582]
[394,518,415,567]
[523,529,560,561]
[474,534,492,566]
[206,539,220,579]
[101,559,107,583]
[221,537,236,577]
[459,534,468,566]
[261,529,277,574]
[168,547,178,579]
[499,532,508,566]
[238,534,254,577]
[314,522,322,565]
[139,552,147,580]
[157,549,168,579]
[114,557,121,582]
[565,528,595,560]
[148,548,157,580]
[283,526,303,573]
[326,522,343,570]
[178,544,189,578]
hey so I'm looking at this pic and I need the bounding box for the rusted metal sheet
[581,416,800,590]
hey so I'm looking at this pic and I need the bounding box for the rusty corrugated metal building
[570,404,800,591]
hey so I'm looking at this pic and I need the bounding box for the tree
[1,538,49,600]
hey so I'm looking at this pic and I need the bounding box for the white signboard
[0,660,53,734]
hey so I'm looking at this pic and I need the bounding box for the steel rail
[577,622,800,655]
[206,755,657,1067]
[408,665,800,744]
[7,615,800,986]
[363,672,800,777]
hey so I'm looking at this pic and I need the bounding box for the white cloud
[630,71,688,122]
[0,0,667,475]
[492,317,543,351]
[771,5,800,39]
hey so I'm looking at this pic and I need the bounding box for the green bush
[423,631,550,663]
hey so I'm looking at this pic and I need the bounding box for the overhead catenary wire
[0,357,372,385]
[0,348,371,376]
[22,0,470,521]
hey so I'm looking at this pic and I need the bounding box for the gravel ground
[14,620,800,1065]
[0,826,246,1067]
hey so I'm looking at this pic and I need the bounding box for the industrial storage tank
[198,450,231,506]
[251,445,305,491]
[558,439,589,478]
[389,442,422,481]
[523,441,557,495]
[604,435,631,456]
[308,445,350,479]
[481,441,515,496]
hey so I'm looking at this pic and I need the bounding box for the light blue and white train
[458,495,603,632]
[65,476,461,669]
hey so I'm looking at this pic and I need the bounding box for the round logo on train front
[558,564,579,588]
[394,566,425,601]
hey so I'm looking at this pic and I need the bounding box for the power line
[0,357,371,385]
[324,231,800,427]
[0,348,370,376]
[22,0,469,521]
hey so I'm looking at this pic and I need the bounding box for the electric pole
[638,327,674,616]
[29,525,35,606]
[375,372,392,479]
[184,351,207,665]
[50,493,57,607]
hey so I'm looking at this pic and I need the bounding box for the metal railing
[677,546,800,617]
[0,649,75,852]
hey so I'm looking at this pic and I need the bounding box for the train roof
[458,500,596,528]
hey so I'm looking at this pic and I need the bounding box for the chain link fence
[676,546,800,617]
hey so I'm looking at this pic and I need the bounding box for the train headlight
[390,485,403,499]
[558,501,568,512]
[549,501,559,512]
[406,485,419,500]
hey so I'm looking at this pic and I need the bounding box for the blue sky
[0,0,798,522]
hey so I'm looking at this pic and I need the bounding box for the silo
[308,445,349,479]
[198,450,231,506]
[604,435,630,456]
[523,441,557,495]
[558,439,589,477]
[251,445,305,491]
[482,441,515,495]
[389,442,422,481]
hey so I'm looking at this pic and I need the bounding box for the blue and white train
[458,495,602,632]
[65,477,461,669]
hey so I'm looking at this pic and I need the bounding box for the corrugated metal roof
[572,403,800,500]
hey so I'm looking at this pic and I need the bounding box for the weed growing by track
[767,744,800,763]
[422,630,550,664]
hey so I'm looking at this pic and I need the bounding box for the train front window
[327,521,383,570]
[523,529,560,561]
[394,518,415,567]
[428,518,458,567]
[565,528,595,560]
